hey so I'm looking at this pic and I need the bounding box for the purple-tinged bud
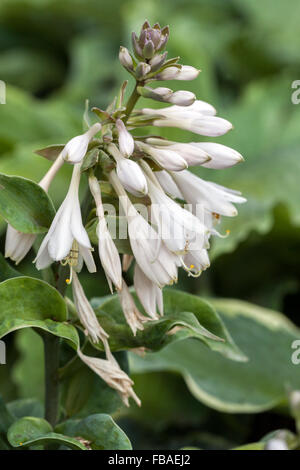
[143,40,155,59]
[137,86,173,102]
[157,25,169,51]
[149,52,168,72]
[141,20,151,30]
[119,46,134,71]
[135,62,151,79]
[131,32,143,60]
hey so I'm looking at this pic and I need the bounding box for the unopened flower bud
[135,62,151,79]
[61,123,101,164]
[149,52,168,72]
[143,40,155,59]
[131,32,143,60]
[108,143,148,197]
[116,119,134,157]
[173,65,200,80]
[119,46,134,71]
[137,86,173,102]
[168,90,196,106]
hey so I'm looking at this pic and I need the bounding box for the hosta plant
[0,21,249,450]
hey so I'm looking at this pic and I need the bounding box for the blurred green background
[1,0,300,450]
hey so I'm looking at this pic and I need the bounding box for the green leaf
[56,414,132,450]
[0,173,55,233]
[0,253,21,282]
[233,442,265,450]
[90,290,245,360]
[7,417,87,450]
[0,395,15,449]
[0,276,79,349]
[7,399,44,420]
[130,298,300,413]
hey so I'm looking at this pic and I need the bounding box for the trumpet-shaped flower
[109,171,179,288]
[5,153,64,265]
[147,178,207,254]
[89,174,122,292]
[134,264,163,319]
[35,163,96,272]
[172,170,246,217]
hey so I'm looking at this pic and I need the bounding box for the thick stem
[123,82,141,122]
[43,333,60,427]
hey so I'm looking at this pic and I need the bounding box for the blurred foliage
[0,0,300,450]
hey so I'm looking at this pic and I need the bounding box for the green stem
[43,333,60,427]
[124,82,141,122]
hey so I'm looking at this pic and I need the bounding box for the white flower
[156,65,200,81]
[5,154,65,265]
[183,249,210,277]
[172,170,246,217]
[155,170,183,199]
[116,119,134,157]
[89,175,122,292]
[137,141,188,171]
[141,99,216,119]
[5,226,36,265]
[139,87,195,106]
[152,115,232,137]
[147,178,207,254]
[35,163,96,272]
[118,279,147,335]
[190,142,244,169]
[146,139,210,167]
[168,90,196,106]
[134,264,163,319]
[72,271,108,343]
[109,171,179,288]
[77,348,141,407]
[108,143,148,196]
[61,123,101,164]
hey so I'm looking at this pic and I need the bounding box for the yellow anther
[190,264,195,269]
[226,229,231,234]
[66,278,71,285]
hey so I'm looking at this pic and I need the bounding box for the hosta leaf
[7,417,87,450]
[90,289,245,360]
[0,173,55,233]
[7,399,44,420]
[0,277,79,349]
[56,414,132,450]
[0,253,21,282]
[130,298,300,413]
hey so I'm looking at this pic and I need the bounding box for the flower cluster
[5,21,246,405]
